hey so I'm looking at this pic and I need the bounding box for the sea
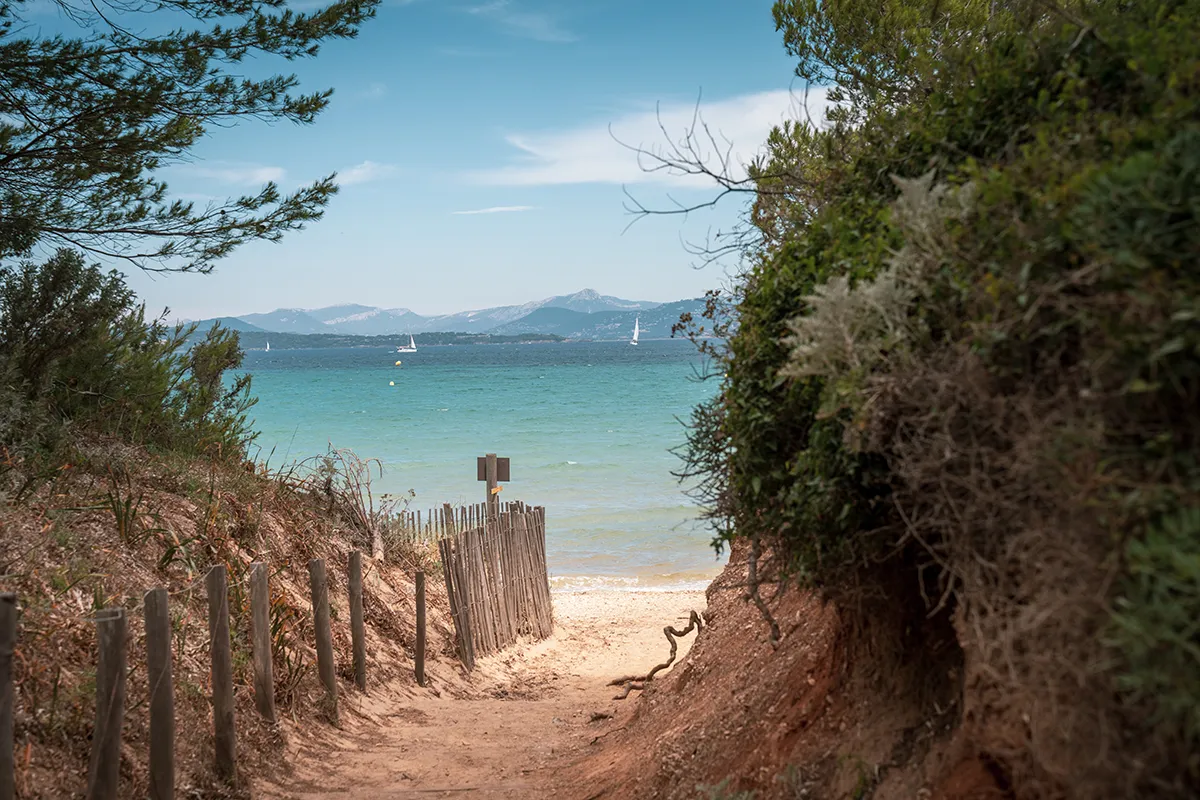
[241,338,727,591]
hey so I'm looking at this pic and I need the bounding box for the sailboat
[630,316,640,346]
[396,334,417,354]
[265,341,270,352]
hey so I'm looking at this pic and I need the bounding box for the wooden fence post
[248,563,276,723]
[86,607,127,800]
[415,571,426,687]
[307,559,338,723]
[349,551,366,692]
[206,565,236,785]
[485,453,498,523]
[144,589,174,800]
[0,593,15,800]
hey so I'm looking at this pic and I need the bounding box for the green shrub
[682,0,1200,794]
[0,249,257,470]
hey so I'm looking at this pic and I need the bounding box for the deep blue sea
[241,339,726,589]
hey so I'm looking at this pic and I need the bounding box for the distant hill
[229,331,565,349]
[303,304,380,324]
[317,307,427,336]
[211,290,707,340]
[490,298,707,340]
[188,316,268,333]
[238,308,328,334]
[540,289,660,314]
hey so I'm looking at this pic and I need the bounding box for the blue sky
[73,1,823,318]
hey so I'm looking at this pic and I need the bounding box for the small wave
[437,408,449,412]
[549,574,714,593]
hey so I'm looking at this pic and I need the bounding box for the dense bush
[0,249,256,486]
[683,0,1199,795]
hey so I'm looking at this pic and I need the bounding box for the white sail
[265,341,270,352]
[631,316,640,345]
[409,334,417,350]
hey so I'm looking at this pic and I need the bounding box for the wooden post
[371,517,385,560]
[349,551,366,691]
[308,559,338,723]
[206,565,236,784]
[0,593,15,800]
[485,453,498,523]
[415,571,426,687]
[86,607,127,800]
[248,563,276,723]
[144,589,174,800]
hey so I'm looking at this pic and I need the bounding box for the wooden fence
[436,501,553,670]
[0,555,428,798]
[389,501,520,546]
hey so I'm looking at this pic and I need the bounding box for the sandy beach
[258,588,708,799]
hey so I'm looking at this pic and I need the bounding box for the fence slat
[1,593,16,800]
[308,559,339,723]
[349,551,367,691]
[452,542,476,668]
[415,571,426,687]
[248,563,276,723]
[144,588,175,800]
[86,607,127,800]
[207,566,237,784]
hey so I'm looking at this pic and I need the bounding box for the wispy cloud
[186,163,287,186]
[467,88,833,188]
[466,1,576,43]
[359,82,388,100]
[338,160,397,186]
[175,192,224,204]
[451,205,536,215]
[437,46,496,58]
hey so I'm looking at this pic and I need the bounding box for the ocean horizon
[242,338,728,590]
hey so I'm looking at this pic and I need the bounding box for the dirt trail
[258,589,707,799]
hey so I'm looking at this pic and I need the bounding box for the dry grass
[861,345,1184,799]
[0,438,451,798]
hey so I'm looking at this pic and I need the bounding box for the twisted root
[609,609,704,699]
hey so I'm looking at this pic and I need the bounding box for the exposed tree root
[609,610,704,699]
[747,532,781,646]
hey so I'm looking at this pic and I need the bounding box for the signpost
[477,453,510,521]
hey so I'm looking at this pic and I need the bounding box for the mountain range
[195,289,701,342]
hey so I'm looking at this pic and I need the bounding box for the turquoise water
[242,339,726,588]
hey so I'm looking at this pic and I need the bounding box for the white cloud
[466,1,576,43]
[467,88,833,188]
[451,205,536,215]
[338,160,397,186]
[188,163,287,186]
[360,82,388,100]
[175,192,224,204]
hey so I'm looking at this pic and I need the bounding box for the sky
[46,0,825,319]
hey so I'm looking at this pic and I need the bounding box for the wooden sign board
[477,457,511,482]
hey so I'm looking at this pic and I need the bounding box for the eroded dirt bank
[564,545,1007,800]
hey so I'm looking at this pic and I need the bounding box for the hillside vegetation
[0,253,447,797]
[678,0,1200,796]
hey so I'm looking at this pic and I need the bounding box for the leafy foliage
[681,0,1200,794]
[0,249,257,476]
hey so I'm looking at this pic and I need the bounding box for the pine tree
[0,0,379,271]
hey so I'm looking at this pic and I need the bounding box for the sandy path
[258,589,707,799]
